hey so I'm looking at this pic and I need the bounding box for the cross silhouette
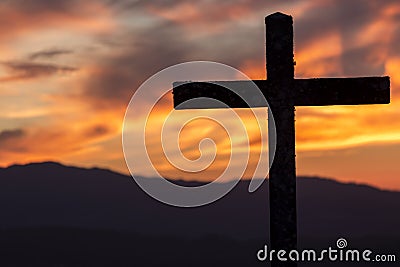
[173,12,390,266]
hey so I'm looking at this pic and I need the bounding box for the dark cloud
[340,44,386,77]
[81,23,266,108]
[85,125,110,137]
[1,0,90,14]
[389,24,400,57]
[29,49,74,60]
[80,22,195,108]
[0,129,27,153]
[0,129,25,143]
[0,61,77,82]
[296,1,381,49]
[109,0,299,18]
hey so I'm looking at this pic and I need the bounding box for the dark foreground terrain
[0,162,398,266]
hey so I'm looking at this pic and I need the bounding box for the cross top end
[265,12,292,24]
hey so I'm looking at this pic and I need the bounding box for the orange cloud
[147,1,251,29]
[0,101,123,170]
[0,1,114,42]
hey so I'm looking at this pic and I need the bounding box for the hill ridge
[0,161,396,193]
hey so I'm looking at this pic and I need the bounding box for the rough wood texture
[173,81,262,109]
[294,77,390,106]
[173,77,390,108]
[266,13,297,267]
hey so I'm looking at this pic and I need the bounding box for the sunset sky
[1,0,400,190]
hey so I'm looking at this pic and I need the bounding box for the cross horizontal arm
[294,77,390,106]
[172,81,270,109]
[172,76,390,109]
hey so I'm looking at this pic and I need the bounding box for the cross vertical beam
[266,13,297,267]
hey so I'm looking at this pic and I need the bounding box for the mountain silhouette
[0,162,398,266]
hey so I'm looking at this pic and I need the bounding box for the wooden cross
[172,12,390,266]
